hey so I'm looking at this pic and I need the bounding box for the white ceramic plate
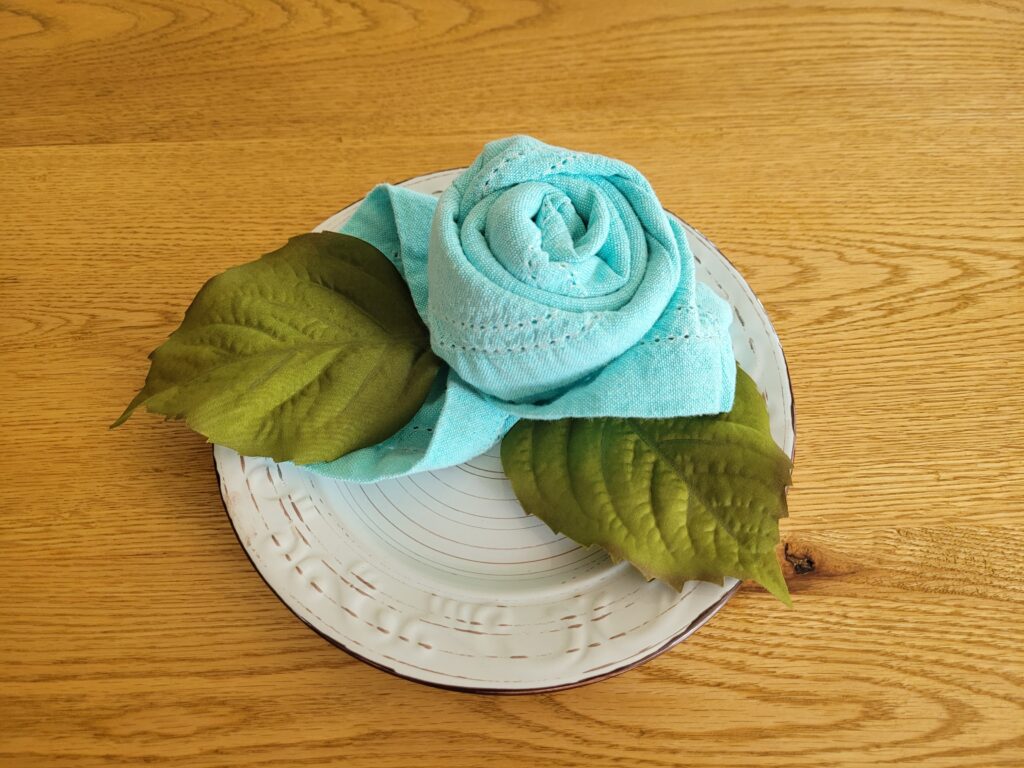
[216,169,794,693]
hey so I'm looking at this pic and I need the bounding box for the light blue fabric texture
[332,182,432,318]
[308,136,735,484]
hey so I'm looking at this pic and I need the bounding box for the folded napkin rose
[311,136,736,483]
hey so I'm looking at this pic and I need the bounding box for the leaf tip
[754,563,793,607]
[111,391,148,429]
[767,582,794,607]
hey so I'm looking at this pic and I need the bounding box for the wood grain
[1,0,1022,765]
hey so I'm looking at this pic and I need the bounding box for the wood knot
[778,536,858,581]
[784,541,816,574]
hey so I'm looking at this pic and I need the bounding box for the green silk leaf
[114,233,440,464]
[501,368,792,603]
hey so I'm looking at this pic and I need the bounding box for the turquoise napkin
[311,136,735,483]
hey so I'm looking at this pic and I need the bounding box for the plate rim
[218,168,795,693]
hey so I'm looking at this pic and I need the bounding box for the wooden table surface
[3,1,1022,765]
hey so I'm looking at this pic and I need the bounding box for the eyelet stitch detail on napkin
[481,149,531,192]
[431,317,597,357]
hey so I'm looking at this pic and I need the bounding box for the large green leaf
[115,233,440,464]
[501,368,793,603]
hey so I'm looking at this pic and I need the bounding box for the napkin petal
[497,281,735,419]
[334,183,435,318]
